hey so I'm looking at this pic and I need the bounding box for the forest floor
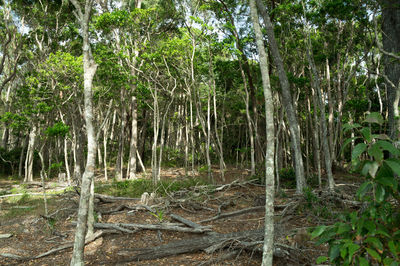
[0,167,361,265]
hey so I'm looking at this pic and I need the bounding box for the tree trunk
[249,1,275,264]
[115,102,126,180]
[128,95,138,179]
[24,125,37,183]
[381,0,400,141]
[256,0,306,193]
[69,0,98,264]
[305,28,335,191]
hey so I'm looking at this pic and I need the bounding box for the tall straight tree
[255,0,306,193]
[380,0,400,141]
[68,0,97,265]
[249,0,274,264]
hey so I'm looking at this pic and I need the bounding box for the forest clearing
[1,0,400,265]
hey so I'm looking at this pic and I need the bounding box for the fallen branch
[199,206,264,223]
[91,222,211,234]
[101,204,155,215]
[116,229,264,263]
[0,230,104,261]
[170,213,203,229]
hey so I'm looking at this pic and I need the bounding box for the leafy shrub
[279,167,296,188]
[312,113,400,265]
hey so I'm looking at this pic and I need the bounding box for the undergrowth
[95,177,211,198]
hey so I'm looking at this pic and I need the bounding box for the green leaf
[376,175,398,191]
[366,247,381,262]
[343,123,362,133]
[375,184,385,203]
[364,112,384,125]
[361,161,379,178]
[361,127,372,143]
[364,220,376,234]
[316,256,328,263]
[357,181,372,199]
[341,244,348,259]
[337,223,351,234]
[352,143,368,160]
[383,257,399,266]
[373,134,391,141]
[311,225,327,239]
[388,241,398,259]
[385,159,400,176]
[376,141,400,156]
[368,143,383,163]
[329,244,341,261]
[365,237,383,251]
[348,243,360,260]
[358,256,369,266]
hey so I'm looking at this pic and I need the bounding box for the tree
[380,0,400,141]
[249,0,274,264]
[256,0,306,193]
[68,0,97,264]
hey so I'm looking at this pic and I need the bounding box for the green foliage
[95,177,210,198]
[312,113,400,265]
[45,122,70,137]
[0,147,23,175]
[150,209,164,222]
[303,187,318,208]
[162,147,185,167]
[279,167,296,189]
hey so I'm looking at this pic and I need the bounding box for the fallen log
[91,222,212,234]
[116,229,264,263]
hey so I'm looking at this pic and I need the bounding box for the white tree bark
[24,125,37,183]
[69,0,98,264]
[249,0,275,264]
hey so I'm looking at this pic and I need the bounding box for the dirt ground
[0,168,359,265]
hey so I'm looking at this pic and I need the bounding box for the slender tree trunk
[103,120,109,181]
[256,0,306,193]
[250,1,275,264]
[305,28,335,191]
[24,125,37,183]
[19,135,28,179]
[38,146,48,216]
[326,58,335,163]
[309,93,321,187]
[152,88,160,184]
[64,138,71,185]
[128,95,138,179]
[206,87,213,182]
[115,102,126,180]
[69,0,98,264]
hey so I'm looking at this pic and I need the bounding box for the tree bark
[24,125,37,183]
[249,1,275,264]
[304,27,335,191]
[69,0,98,264]
[127,95,138,179]
[256,0,306,193]
[381,0,400,141]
